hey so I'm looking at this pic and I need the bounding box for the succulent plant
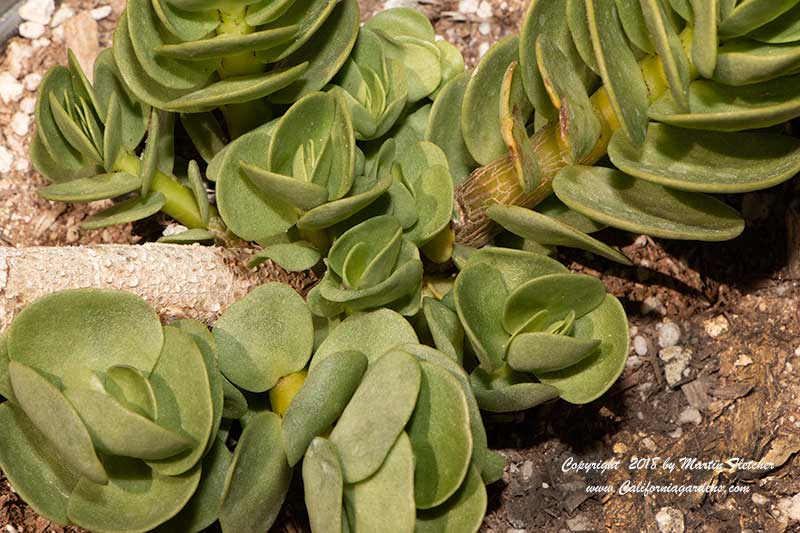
[450,0,800,248]
[0,286,504,532]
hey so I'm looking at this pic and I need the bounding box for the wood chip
[682,379,711,410]
[709,381,754,400]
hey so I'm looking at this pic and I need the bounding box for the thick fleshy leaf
[648,76,800,131]
[609,123,800,193]
[93,49,149,152]
[241,163,329,210]
[186,160,210,225]
[500,61,539,190]
[68,456,201,532]
[219,412,292,533]
[153,434,232,533]
[253,0,337,61]
[0,335,13,402]
[405,165,454,246]
[246,0,299,25]
[503,273,606,334]
[462,34,520,165]
[554,165,746,240]
[270,0,361,103]
[8,289,163,378]
[157,229,215,244]
[425,71,476,185]
[463,247,569,291]
[538,295,630,404]
[104,365,157,419]
[48,93,102,163]
[408,361,472,509]
[488,205,631,265]
[283,350,368,466]
[507,333,601,373]
[221,376,248,419]
[329,349,421,483]
[36,67,87,167]
[470,367,560,412]
[615,0,654,53]
[417,465,487,533]
[566,0,600,73]
[214,283,313,392]
[453,262,509,371]
[38,172,140,202]
[165,63,309,112]
[146,326,214,475]
[64,388,193,460]
[714,39,800,85]
[422,298,464,363]
[400,344,505,484]
[536,195,606,233]
[9,362,107,484]
[343,432,416,533]
[641,0,690,112]
[311,309,418,369]
[180,112,226,163]
[691,0,719,78]
[587,0,649,144]
[0,404,80,523]
[303,437,344,533]
[152,0,219,40]
[156,26,297,60]
[752,3,800,43]
[81,192,165,230]
[103,94,123,171]
[364,6,435,40]
[718,0,800,38]
[535,37,601,164]
[30,134,97,183]
[249,241,321,272]
[297,171,393,231]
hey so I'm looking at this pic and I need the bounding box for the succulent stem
[115,152,209,229]
[453,30,693,248]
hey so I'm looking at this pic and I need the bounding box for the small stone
[641,437,657,453]
[0,73,24,103]
[657,320,681,348]
[5,42,34,77]
[541,482,549,489]
[791,493,800,521]
[18,0,54,24]
[459,0,479,13]
[479,21,491,35]
[163,223,188,236]
[20,96,35,114]
[703,315,729,338]
[669,427,683,438]
[613,442,628,454]
[567,514,592,532]
[506,529,526,533]
[655,507,685,533]
[478,42,490,57]
[678,407,701,425]
[31,37,50,49]
[51,4,75,27]
[734,354,753,367]
[19,21,45,39]
[22,72,41,91]
[10,113,30,136]
[0,147,14,173]
[477,0,493,18]
[90,5,112,19]
[519,460,533,480]
[659,346,691,387]
[641,296,665,315]
[633,335,649,356]
[751,493,768,506]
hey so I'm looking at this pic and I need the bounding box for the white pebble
[18,0,54,24]
[0,146,14,173]
[655,507,685,533]
[751,493,768,506]
[678,407,701,425]
[20,96,36,114]
[19,21,45,39]
[567,514,593,532]
[51,4,75,27]
[734,354,753,367]
[458,0,479,14]
[633,335,649,356]
[478,21,491,35]
[703,315,729,338]
[641,295,665,315]
[32,37,51,49]
[476,0,493,18]
[5,42,33,77]
[0,73,24,103]
[90,5,112,20]
[10,112,30,136]
[478,42,490,57]
[163,223,188,237]
[657,320,681,348]
[15,158,30,172]
[23,72,41,91]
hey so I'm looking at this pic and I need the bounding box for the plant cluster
[11,0,800,530]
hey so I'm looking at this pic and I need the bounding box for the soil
[1,1,799,532]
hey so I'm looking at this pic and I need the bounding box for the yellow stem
[269,370,308,417]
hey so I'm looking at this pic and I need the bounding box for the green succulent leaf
[506,333,601,373]
[408,361,472,509]
[416,464,487,533]
[751,3,800,43]
[614,0,655,53]
[718,0,800,38]
[422,298,465,363]
[608,123,800,193]
[81,192,166,230]
[329,349,421,483]
[714,39,800,85]
[691,0,720,78]
[249,241,322,272]
[38,172,140,203]
[554,165,746,240]
[283,350,368,466]
[103,365,157,419]
[219,411,292,533]
[213,283,313,392]
[180,112,227,163]
[303,437,345,533]
[470,366,560,412]
[343,432,416,533]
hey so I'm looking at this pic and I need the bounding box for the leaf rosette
[453,248,629,411]
[307,215,424,317]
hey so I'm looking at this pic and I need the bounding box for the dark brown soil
[1,1,799,532]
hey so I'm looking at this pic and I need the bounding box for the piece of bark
[0,244,316,331]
